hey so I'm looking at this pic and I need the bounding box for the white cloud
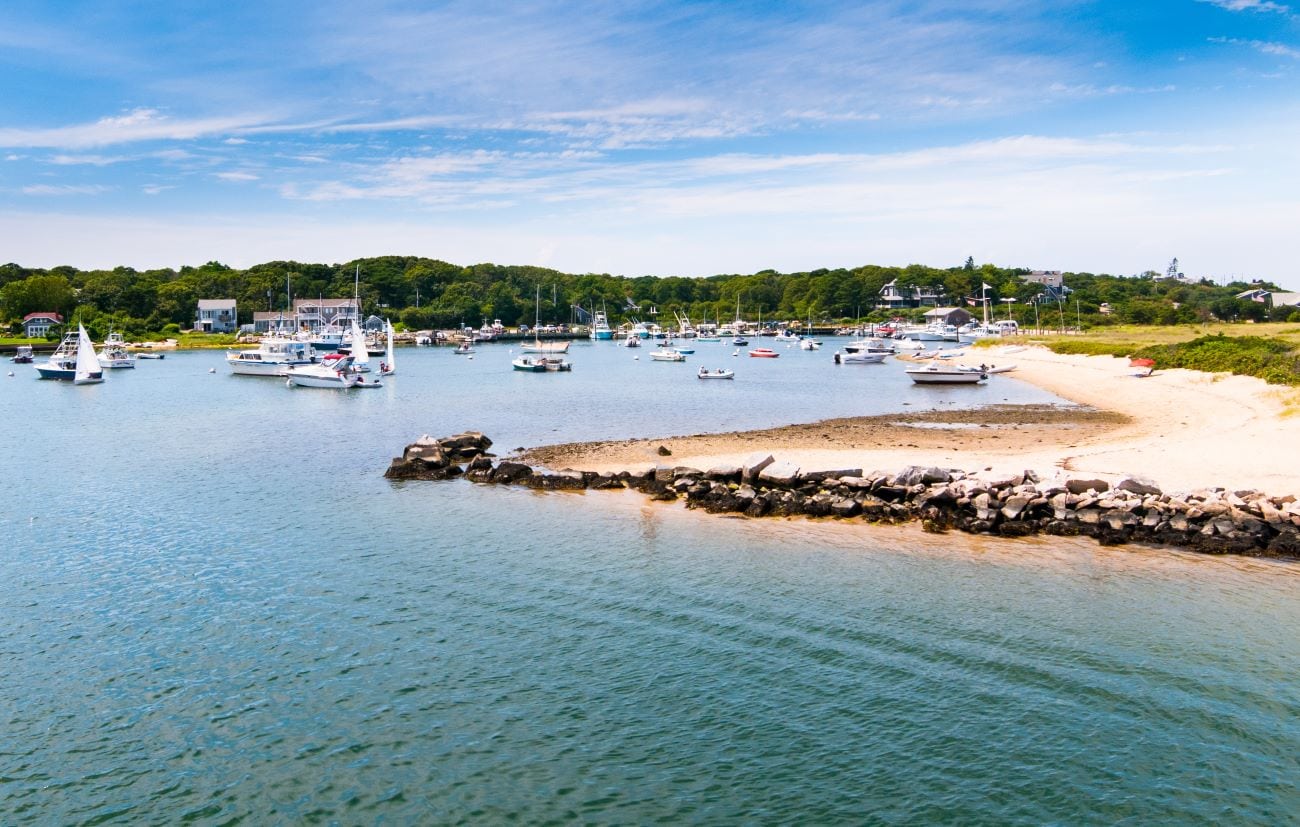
[214,171,260,182]
[1210,36,1300,58]
[0,107,277,149]
[22,184,111,196]
[1198,0,1291,13]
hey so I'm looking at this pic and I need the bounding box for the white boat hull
[906,368,987,384]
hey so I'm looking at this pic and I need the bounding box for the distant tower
[1166,258,1180,280]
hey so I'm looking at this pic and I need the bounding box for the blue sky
[1,0,1297,280]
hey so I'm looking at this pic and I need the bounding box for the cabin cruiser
[226,337,317,376]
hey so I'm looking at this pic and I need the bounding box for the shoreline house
[922,307,974,328]
[877,279,946,310]
[293,298,359,333]
[195,299,237,333]
[23,312,63,338]
[252,311,297,335]
[1022,270,1071,303]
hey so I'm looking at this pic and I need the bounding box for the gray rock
[1117,476,1162,496]
[742,453,775,482]
[758,461,801,487]
[1001,495,1032,520]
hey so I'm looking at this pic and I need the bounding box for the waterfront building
[22,311,63,338]
[195,299,237,333]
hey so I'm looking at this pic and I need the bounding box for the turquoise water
[2,342,1297,824]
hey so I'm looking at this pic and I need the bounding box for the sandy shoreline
[517,345,1300,497]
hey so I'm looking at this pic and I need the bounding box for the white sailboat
[74,323,104,385]
[380,320,396,376]
[521,286,570,353]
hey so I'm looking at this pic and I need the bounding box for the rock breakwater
[386,435,1300,558]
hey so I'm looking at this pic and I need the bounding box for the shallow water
[2,342,1296,824]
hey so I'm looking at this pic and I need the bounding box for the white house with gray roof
[195,299,237,333]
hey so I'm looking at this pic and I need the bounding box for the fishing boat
[97,332,136,369]
[35,329,85,380]
[748,348,779,358]
[454,339,475,354]
[589,308,614,340]
[905,363,987,384]
[650,347,687,362]
[774,328,800,343]
[285,353,365,389]
[697,367,734,379]
[12,345,34,364]
[512,355,572,372]
[623,332,641,347]
[227,337,316,376]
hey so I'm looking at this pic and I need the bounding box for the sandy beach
[518,345,1300,497]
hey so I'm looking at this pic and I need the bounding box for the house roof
[923,306,966,317]
[22,312,63,322]
[1271,291,1300,307]
[197,298,236,309]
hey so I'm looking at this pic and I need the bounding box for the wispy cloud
[214,171,260,182]
[1198,0,1291,13]
[0,108,276,149]
[1209,36,1300,58]
[22,184,112,196]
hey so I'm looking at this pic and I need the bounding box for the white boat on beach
[227,337,316,376]
[905,363,987,384]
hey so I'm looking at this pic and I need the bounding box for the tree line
[0,256,1292,339]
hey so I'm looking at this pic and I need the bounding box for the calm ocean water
[2,340,1297,824]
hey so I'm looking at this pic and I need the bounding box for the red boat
[748,348,779,358]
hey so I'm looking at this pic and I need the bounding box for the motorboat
[623,333,641,347]
[34,330,81,380]
[672,346,695,355]
[958,362,1016,375]
[697,367,734,379]
[774,329,800,343]
[799,337,821,350]
[905,363,987,384]
[650,347,687,362]
[843,337,896,354]
[731,336,749,346]
[12,345,34,363]
[512,355,572,372]
[97,332,136,369]
[226,337,317,376]
[285,354,365,389]
[834,350,887,364]
[696,335,721,343]
[589,309,614,340]
[454,340,475,355]
[748,348,779,358]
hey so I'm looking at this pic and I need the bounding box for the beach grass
[1002,324,1300,385]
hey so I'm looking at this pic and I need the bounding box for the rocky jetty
[387,437,1300,558]
[383,431,494,480]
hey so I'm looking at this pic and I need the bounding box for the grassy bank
[1010,324,1300,386]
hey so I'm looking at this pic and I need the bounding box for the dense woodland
[1,256,1293,340]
